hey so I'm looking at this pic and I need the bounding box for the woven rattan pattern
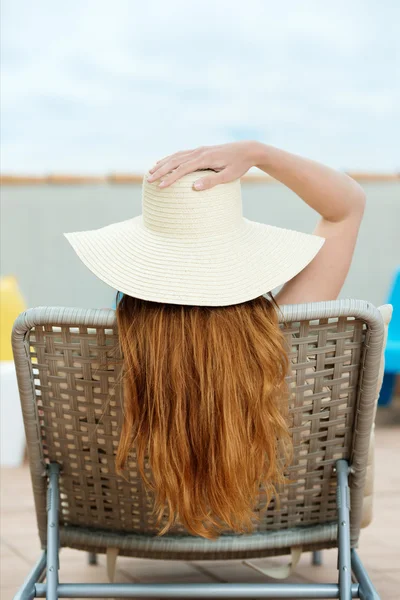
[29,313,364,537]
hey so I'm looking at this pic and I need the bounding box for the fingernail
[159,180,167,188]
[194,180,204,190]
[147,175,154,181]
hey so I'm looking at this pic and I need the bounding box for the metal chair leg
[336,460,352,600]
[13,552,47,600]
[46,463,61,600]
[351,549,380,599]
[87,552,98,566]
[311,550,323,566]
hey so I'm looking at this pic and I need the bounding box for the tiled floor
[2,416,400,599]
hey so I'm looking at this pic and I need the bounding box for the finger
[149,150,196,174]
[147,155,196,183]
[150,153,185,172]
[149,145,207,173]
[148,158,173,175]
[158,159,204,188]
[148,152,196,181]
[157,148,196,164]
[193,168,237,191]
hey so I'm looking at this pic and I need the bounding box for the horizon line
[1,171,399,186]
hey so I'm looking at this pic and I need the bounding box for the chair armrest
[361,304,392,528]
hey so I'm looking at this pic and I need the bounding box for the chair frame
[16,459,380,599]
[12,300,385,600]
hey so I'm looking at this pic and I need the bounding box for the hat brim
[65,216,324,307]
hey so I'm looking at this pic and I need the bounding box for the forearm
[252,143,366,223]
[148,141,365,304]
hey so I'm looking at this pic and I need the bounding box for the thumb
[193,169,235,191]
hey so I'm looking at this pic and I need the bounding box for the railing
[1,172,399,185]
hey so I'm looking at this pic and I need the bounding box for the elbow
[348,178,366,219]
[354,185,366,219]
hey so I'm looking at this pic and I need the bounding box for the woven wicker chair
[12,299,390,600]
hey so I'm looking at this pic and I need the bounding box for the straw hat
[65,170,324,307]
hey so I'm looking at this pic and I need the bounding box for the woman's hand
[147,141,263,190]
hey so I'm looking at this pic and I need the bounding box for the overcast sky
[1,0,399,174]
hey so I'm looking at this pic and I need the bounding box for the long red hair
[116,293,292,539]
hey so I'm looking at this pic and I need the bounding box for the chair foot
[13,552,46,600]
[88,552,98,566]
[351,549,380,599]
[311,550,323,566]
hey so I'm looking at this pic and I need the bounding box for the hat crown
[142,171,244,239]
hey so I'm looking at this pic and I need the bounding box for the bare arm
[147,141,366,304]
[254,144,366,304]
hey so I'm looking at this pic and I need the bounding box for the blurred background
[1,1,399,597]
[1,0,399,308]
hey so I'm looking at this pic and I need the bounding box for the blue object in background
[112,291,124,310]
[379,268,400,406]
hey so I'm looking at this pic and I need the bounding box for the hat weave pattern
[65,171,325,306]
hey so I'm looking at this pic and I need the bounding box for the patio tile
[58,549,135,584]
[0,553,34,597]
[116,557,216,584]
[1,511,40,541]
[0,539,16,558]
[359,570,400,600]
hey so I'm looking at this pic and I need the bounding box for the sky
[1,0,399,174]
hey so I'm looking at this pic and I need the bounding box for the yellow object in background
[0,276,26,361]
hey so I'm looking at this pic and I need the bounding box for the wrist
[249,141,273,170]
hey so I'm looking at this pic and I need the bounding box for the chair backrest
[12,300,385,550]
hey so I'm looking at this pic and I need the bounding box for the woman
[65,141,366,539]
